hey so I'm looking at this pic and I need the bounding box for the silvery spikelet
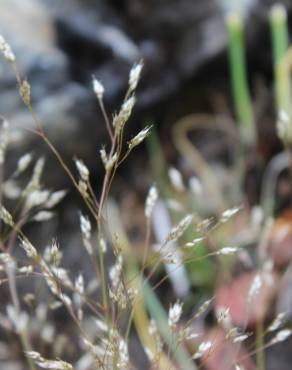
[92,77,105,100]
[129,61,143,92]
[0,35,15,63]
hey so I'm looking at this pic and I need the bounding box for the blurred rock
[0,0,291,181]
[0,0,69,98]
[177,15,226,76]
[0,0,102,184]
[0,0,75,157]
[57,13,140,63]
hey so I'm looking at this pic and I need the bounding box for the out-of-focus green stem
[226,12,255,146]
[270,4,290,116]
[20,332,37,370]
[256,319,265,370]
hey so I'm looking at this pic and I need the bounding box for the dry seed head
[168,167,185,192]
[268,312,286,332]
[0,205,14,226]
[75,158,89,182]
[226,326,240,338]
[0,253,14,266]
[92,77,105,100]
[42,269,58,295]
[235,365,245,370]
[0,119,9,165]
[168,301,183,328]
[277,110,292,145]
[128,125,152,150]
[45,189,67,208]
[2,179,21,199]
[216,306,231,329]
[18,265,34,274]
[44,245,61,265]
[23,157,45,196]
[166,198,184,212]
[25,351,73,370]
[86,278,99,294]
[80,214,91,239]
[165,214,193,243]
[75,274,84,295]
[0,35,16,62]
[41,324,55,343]
[16,153,33,174]
[221,206,241,222]
[129,61,143,92]
[99,149,118,172]
[148,319,163,352]
[144,346,155,361]
[109,282,127,309]
[250,205,264,227]
[19,80,31,107]
[189,176,203,196]
[184,237,204,248]
[217,247,238,256]
[148,319,157,336]
[25,189,50,211]
[78,180,89,198]
[20,237,38,259]
[194,298,213,319]
[117,339,129,369]
[49,301,62,310]
[32,211,54,222]
[100,238,107,253]
[100,147,107,168]
[113,96,136,134]
[60,293,72,308]
[33,157,45,180]
[145,185,158,218]
[95,319,108,333]
[79,214,93,254]
[104,152,118,172]
[184,329,199,341]
[50,240,61,265]
[232,334,250,343]
[192,341,212,360]
[270,329,292,344]
[248,274,262,303]
[127,287,138,301]
[109,255,123,289]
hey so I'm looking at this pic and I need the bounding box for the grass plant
[0,4,292,369]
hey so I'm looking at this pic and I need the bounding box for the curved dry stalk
[172,114,243,214]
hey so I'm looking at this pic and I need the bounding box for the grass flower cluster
[0,5,292,369]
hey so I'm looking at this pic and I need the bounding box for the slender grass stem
[256,319,265,370]
[226,11,255,147]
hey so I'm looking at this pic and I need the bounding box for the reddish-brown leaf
[215,271,279,327]
[200,327,256,370]
[268,209,292,268]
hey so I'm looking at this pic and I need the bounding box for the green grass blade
[226,12,255,146]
